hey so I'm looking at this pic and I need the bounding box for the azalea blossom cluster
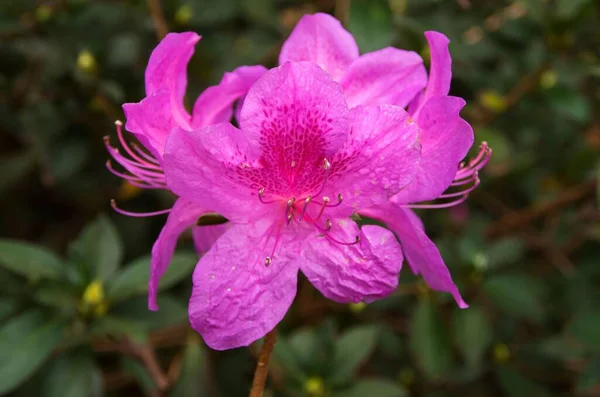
[105,14,491,350]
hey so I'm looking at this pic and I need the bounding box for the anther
[287,198,296,207]
[323,158,331,170]
[115,120,123,126]
[325,219,332,231]
[258,188,276,204]
[265,257,272,267]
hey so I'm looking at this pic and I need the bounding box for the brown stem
[249,329,278,397]
[146,0,169,41]
[335,0,351,27]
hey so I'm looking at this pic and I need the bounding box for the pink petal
[327,105,421,211]
[361,204,467,308]
[239,62,349,197]
[163,123,265,222]
[192,223,229,253]
[149,198,206,311]
[340,47,427,109]
[123,90,177,162]
[279,13,359,81]
[189,220,300,350]
[409,31,452,117]
[191,65,267,129]
[145,32,199,128]
[300,218,403,303]
[392,96,474,204]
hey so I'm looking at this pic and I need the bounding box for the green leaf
[69,215,123,282]
[107,251,197,303]
[42,351,103,397]
[0,151,37,193]
[577,356,600,393]
[0,239,64,281]
[410,299,453,380]
[328,325,379,386]
[452,306,492,368]
[335,378,407,397]
[171,337,208,397]
[567,309,600,351]
[348,0,395,53]
[111,295,188,330]
[0,310,65,394]
[496,367,551,397]
[121,356,156,397]
[0,298,19,322]
[483,275,545,321]
[272,333,308,383]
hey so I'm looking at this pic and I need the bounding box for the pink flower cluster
[106,14,491,350]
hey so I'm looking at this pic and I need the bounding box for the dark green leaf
[452,306,492,368]
[111,295,188,330]
[272,333,308,383]
[0,151,37,193]
[577,356,600,393]
[328,325,379,386]
[171,337,208,397]
[567,309,600,351]
[335,378,407,397]
[0,239,64,281]
[496,367,551,397]
[0,298,19,322]
[107,251,197,303]
[69,215,123,282]
[349,0,395,53]
[410,299,453,380]
[483,275,545,321]
[0,310,65,394]
[42,351,103,397]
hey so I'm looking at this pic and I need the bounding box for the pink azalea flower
[162,61,422,349]
[278,13,491,308]
[104,32,266,307]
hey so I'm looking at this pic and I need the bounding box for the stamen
[297,195,312,222]
[265,257,272,267]
[106,160,166,187]
[110,199,172,217]
[315,196,330,220]
[312,158,332,198]
[438,178,480,199]
[258,188,277,204]
[451,172,478,186]
[264,223,283,268]
[405,194,469,209]
[325,234,360,246]
[455,143,492,180]
[132,143,160,165]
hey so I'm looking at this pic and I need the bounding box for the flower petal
[191,65,267,129]
[163,123,265,222]
[149,198,206,311]
[361,204,467,308]
[122,90,177,161]
[409,31,452,117]
[145,32,199,128]
[340,47,427,109]
[392,96,474,204]
[300,218,403,303]
[192,223,229,253]
[239,61,349,197]
[279,13,359,80]
[189,220,300,350]
[327,105,421,211]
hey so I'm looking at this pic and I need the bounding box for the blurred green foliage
[0,0,599,396]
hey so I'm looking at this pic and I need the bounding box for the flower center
[257,157,359,267]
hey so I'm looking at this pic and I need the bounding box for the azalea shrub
[1,0,599,396]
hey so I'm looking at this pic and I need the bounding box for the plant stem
[146,0,168,41]
[249,329,278,397]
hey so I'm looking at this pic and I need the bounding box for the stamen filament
[258,188,277,204]
[297,196,312,222]
[405,194,469,209]
[111,199,172,217]
[325,234,360,246]
[438,178,480,199]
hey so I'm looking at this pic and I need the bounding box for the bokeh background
[1,0,599,396]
